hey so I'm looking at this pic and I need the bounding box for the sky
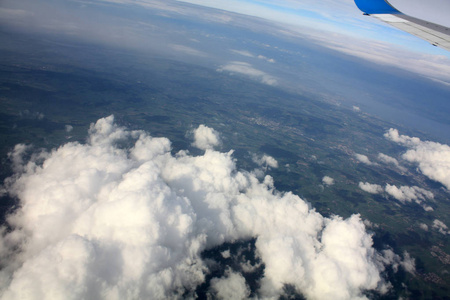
[175,0,450,56]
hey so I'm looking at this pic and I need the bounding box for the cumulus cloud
[322,176,334,186]
[419,223,429,231]
[251,154,278,169]
[378,249,415,275]
[209,270,250,300]
[65,125,73,133]
[19,110,44,120]
[355,153,375,165]
[217,61,277,85]
[377,153,407,173]
[359,182,433,210]
[359,182,383,194]
[0,116,401,299]
[385,129,450,189]
[352,106,361,112]
[384,184,434,205]
[191,124,221,150]
[432,219,449,235]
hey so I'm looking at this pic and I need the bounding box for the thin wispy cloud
[378,153,407,172]
[170,44,208,57]
[217,61,277,85]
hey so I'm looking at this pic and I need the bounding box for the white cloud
[252,154,278,169]
[217,61,277,86]
[359,182,383,194]
[192,124,221,150]
[355,153,375,165]
[353,106,361,112]
[257,55,275,63]
[221,250,231,259]
[419,223,428,231]
[359,181,433,210]
[384,184,434,205]
[385,129,450,189]
[0,116,401,299]
[400,251,416,275]
[320,37,450,85]
[322,176,334,186]
[170,44,207,56]
[209,270,250,300]
[230,49,254,57]
[432,219,449,235]
[19,110,44,120]
[65,125,73,133]
[378,249,416,275]
[377,153,407,172]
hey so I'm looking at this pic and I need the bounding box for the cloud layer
[0,116,406,299]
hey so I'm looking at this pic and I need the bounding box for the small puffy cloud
[384,184,434,205]
[419,223,429,231]
[377,153,398,165]
[377,153,406,172]
[252,154,278,168]
[400,252,416,275]
[221,250,231,259]
[209,270,250,300]
[322,176,334,186]
[217,61,277,85]
[378,249,416,275]
[19,110,44,120]
[432,219,449,235]
[384,128,421,146]
[360,182,433,210]
[359,182,383,194]
[422,205,434,212]
[363,219,379,229]
[355,153,375,165]
[65,125,73,133]
[192,124,221,150]
[385,129,450,189]
[352,106,361,112]
[0,116,401,299]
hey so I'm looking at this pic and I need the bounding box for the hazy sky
[175,0,450,56]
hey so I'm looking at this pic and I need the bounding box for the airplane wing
[354,0,450,51]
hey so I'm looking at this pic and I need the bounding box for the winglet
[354,0,400,14]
